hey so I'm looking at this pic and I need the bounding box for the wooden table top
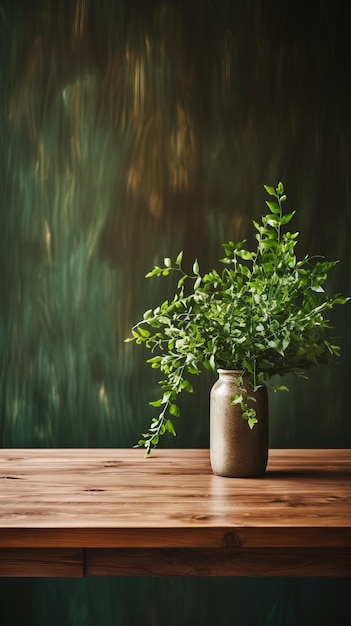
[1,448,350,550]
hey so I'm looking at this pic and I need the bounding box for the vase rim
[217,368,243,374]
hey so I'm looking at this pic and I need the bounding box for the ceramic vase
[210,369,268,477]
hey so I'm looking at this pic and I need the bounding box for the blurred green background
[1,0,350,624]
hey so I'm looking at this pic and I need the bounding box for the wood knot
[222,532,241,547]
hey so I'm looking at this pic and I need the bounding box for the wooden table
[0,449,350,577]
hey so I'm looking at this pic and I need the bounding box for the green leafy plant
[126,182,349,455]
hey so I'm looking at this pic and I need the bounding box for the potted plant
[126,182,349,476]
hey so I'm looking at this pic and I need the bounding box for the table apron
[1,547,350,577]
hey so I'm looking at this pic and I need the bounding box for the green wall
[1,0,350,623]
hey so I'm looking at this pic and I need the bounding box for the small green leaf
[240,265,251,278]
[177,275,187,289]
[147,356,162,364]
[311,282,324,293]
[149,399,162,407]
[263,185,276,196]
[209,353,216,369]
[143,309,153,319]
[138,327,150,338]
[147,356,162,369]
[169,404,180,417]
[219,256,231,265]
[203,359,212,371]
[180,379,194,392]
[134,439,146,447]
[145,266,162,278]
[232,394,243,405]
[175,250,184,265]
[165,419,177,436]
[161,392,171,404]
[265,200,280,214]
[266,216,280,227]
[236,249,255,260]
[280,211,296,224]
[335,296,350,305]
[193,259,199,275]
[253,220,263,232]
[187,365,201,375]
[248,417,258,429]
[157,315,170,325]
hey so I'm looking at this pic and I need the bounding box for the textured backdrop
[1,0,350,624]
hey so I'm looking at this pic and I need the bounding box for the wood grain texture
[0,449,350,548]
[0,548,83,577]
[86,547,351,577]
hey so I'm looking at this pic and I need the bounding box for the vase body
[210,369,268,477]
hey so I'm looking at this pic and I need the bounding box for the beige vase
[210,369,268,477]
